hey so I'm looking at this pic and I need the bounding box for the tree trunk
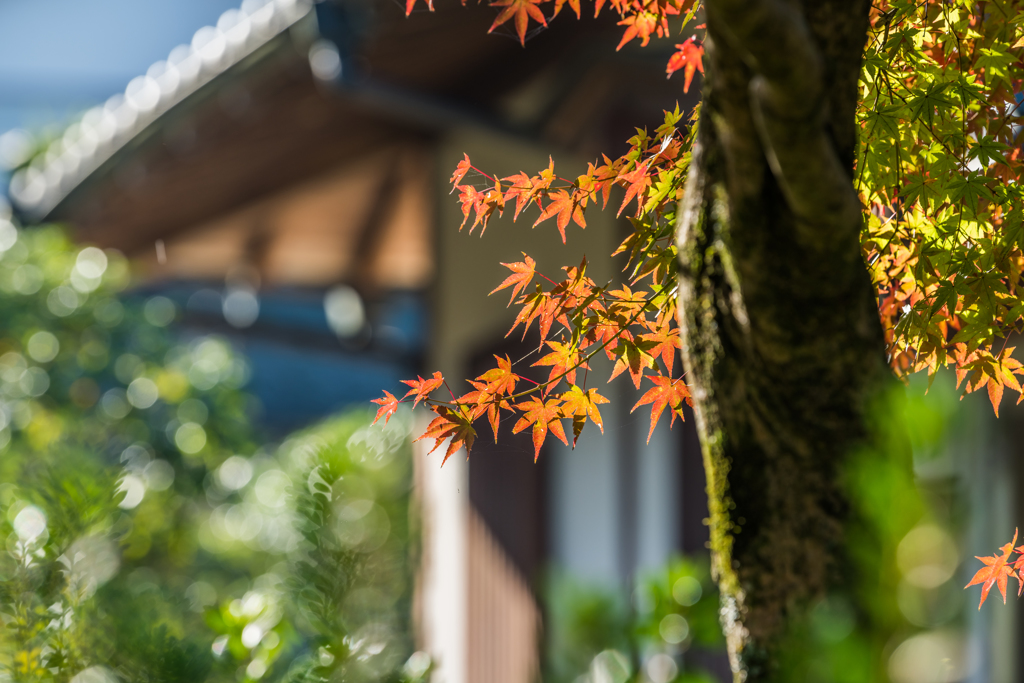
[676,1,890,680]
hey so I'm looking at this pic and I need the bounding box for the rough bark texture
[676,1,889,680]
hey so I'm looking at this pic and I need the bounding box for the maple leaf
[666,37,704,93]
[1013,541,1024,584]
[609,338,655,389]
[507,287,548,339]
[966,528,1019,609]
[489,0,547,46]
[513,396,568,461]
[371,390,401,426]
[616,11,661,50]
[535,296,562,346]
[502,171,538,220]
[583,310,625,360]
[639,324,681,374]
[553,0,580,19]
[490,255,537,306]
[607,283,648,316]
[456,184,485,231]
[405,0,435,14]
[401,371,445,408]
[532,340,589,392]
[560,385,610,446]
[617,162,651,217]
[456,380,509,443]
[450,153,472,189]
[534,189,585,242]
[416,405,477,465]
[631,375,691,443]
[476,354,519,396]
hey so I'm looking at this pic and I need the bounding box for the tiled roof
[9,0,313,220]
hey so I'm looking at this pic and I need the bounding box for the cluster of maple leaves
[404,0,705,86]
[859,1,1024,609]
[859,0,1024,416]
[378,0,1024,458]
[374,102,697,462]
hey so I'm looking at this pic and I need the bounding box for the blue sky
[0,0,241,133]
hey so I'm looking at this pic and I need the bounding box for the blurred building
[6,1,716,681]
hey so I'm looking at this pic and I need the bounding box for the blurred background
[0,1,1016,682]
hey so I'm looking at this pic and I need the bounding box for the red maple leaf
[967,528,1019,609]
[532,340,588,391]
[401,371,445,408]
[490,255,538,306]
[560,385,610,445]
[371,390,400,426]
[534,189,585,242]
[489,0,548,46]
[631,374,691,443]
[666,37,704,93]
[513,396,568,461]
[416,405,477,465]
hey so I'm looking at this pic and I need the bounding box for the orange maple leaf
[553,0,581,18]
[631,374,691,443]
[476,354,520,396]
[450,153,473,189]
[533,340,589,392]
[491,255,538,306]
[666,37,704,93]
[513,396,568,461]
[617,162,651,217]
[534,189,585,242]
[502,171,538,220]
[405,0,435,15]
[609,338,655,389]
[489,0,548,46]
[966,528,1019,609]
[616,11,659,50]
[639,324,681,374]
[416,405,477,465]
[560,385,610,445]
[371,390,401,426]
[401,371,445,408]
[456,380,509,443]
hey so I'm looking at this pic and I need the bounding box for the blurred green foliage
[0,223,422,683]
[544,376,975,683]
[773,378,970,683]
[544,557,723,683]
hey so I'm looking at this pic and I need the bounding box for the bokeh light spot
[175,422,207,454]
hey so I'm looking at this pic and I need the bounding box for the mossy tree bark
[676,1,891,680]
